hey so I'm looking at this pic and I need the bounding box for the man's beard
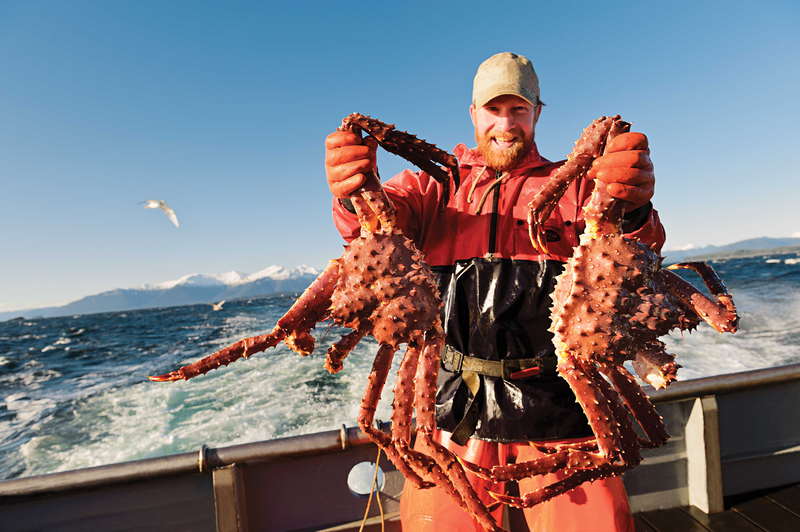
[476,127,535,172]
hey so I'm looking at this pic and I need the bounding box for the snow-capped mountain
[2,266,321,320]
[138,271,250,290]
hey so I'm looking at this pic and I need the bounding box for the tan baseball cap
[473,52,540,109]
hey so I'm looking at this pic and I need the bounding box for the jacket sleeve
[331,169,445,245]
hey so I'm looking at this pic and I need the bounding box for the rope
[466,166,488,204]
[474,171,506,215]
[358,447,385,532]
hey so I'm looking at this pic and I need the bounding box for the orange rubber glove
[325,130,379,199]
[587,132,655,210]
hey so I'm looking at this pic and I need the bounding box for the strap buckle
[443,344,464,372]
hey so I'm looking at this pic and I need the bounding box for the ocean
[2,252,799,481]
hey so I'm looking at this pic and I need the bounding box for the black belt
[441,344,558,445]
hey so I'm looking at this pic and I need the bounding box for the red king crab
[149,114,506,531]
[458,115,740,511]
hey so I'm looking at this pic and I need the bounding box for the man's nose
[493,114,515,131]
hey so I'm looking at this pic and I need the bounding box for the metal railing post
[685,396,724,513]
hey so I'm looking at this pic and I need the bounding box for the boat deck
[634,483,800,532]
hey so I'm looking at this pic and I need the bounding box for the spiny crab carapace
[149,114,506,531]
[460,115,740,510]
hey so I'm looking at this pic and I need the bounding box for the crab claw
[456,455,496,481]
[147,371,185,382]
[527,210,550,255]
[486,499,503,513]
[487,489,526,508]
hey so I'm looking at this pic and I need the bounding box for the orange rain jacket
[332,141,666,443]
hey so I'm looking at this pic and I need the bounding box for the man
[325,52,663,531]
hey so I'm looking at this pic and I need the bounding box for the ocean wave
[1,257,798,480]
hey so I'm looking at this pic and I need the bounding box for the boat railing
[2,362,799,532]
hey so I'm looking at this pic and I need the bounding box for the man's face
[470,94,540,172]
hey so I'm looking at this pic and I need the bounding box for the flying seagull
[141,200,179,228]
[211,300,226,311]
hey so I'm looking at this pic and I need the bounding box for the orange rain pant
[400,429,635,532]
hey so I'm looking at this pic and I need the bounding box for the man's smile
[492,137,518,150]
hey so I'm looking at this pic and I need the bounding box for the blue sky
[1,1,798,312]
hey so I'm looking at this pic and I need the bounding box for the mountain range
[1,265,321,321]
[4,236,799,322]
[661,236,800,263]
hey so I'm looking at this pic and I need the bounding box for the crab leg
[489,463,626,509]
[467,359,646,486]
[557,353,621,459]
[631,340,680,390]
[528,116,625,252]
[482,363,643,506]
[663,263,739,333]
[604,365,669,448]
[410,331,504,532]
[356,343,433,490]
[324,330,366,374]
[342,113,460,213]
[582,118,631,237]
[147,262,340,382]
[391,339,471,497]
[391,344,420,444]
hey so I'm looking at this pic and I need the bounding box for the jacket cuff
[332,197,361,242]
[621,202,652,233]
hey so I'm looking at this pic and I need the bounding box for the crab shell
[329,228,442,349]
[550,232,700,370]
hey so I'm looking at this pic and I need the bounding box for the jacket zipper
[488,170,502,257]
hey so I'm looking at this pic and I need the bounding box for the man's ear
[469,104,477,127]
[533,105,542,127]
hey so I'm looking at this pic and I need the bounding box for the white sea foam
[16,333,397,476]
[664,287,800,380]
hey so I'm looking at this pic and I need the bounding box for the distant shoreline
[0,291,306,323]
[683,245,800,262]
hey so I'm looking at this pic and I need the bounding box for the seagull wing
[160,205,179,228]
[142,199,161,210]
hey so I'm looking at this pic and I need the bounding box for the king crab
[459,115,740,510]
[149,114,505,531]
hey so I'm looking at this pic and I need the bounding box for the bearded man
[325,52,662,532]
